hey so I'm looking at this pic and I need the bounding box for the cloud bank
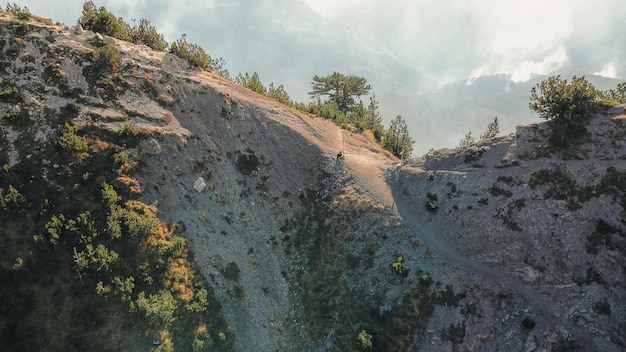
[18,0,625,88]
[14,0,626,154]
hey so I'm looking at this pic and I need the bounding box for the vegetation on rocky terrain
[0,3,625,352]
[0,7,231,351]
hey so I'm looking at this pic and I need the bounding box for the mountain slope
[392,109,626,350]
[0,11,624,352]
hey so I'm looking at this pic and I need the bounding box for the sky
[11,0,626,153]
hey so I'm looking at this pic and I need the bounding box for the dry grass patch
[331,186,384,213]
[116,175,141,193]
[89,136,109,150]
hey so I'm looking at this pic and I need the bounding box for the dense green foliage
[309,72,372,115]
[2,123,231,350]
[93,42,122,70]
[458,131,475,148]
[169,34,229,76]
[79,1,131,41]
[358,329,373,349]
[383,115,414,158]
[58,122,89,158]
[307,72,411,154]
[79,1,168,51]
[235,72,293,105]
[169,34,211,69]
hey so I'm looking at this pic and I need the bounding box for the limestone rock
[193,177,206,193]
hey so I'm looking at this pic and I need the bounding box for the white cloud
[467,46,569,85]
[16,0,625,85]
[594,63,618,79]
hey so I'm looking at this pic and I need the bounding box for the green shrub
[192,338,204,351]
[84,242,119,272]
[118,121,136,136]
[426,201,438,213]
[101,182,121,208]
[1,185,25,210]
[124,210,158,237]
[5,3,32,20]
[235,72,266,95]
[133,289,177,326]
[79,1,130,41]
[602,82,626,104]
[357,329,373,349]
[169,35,227,75]
[383,115,414,158]
[186,289,208,313]
[112,151,129,166]
[12,257,23,270]
[266,82,292,105]
[113,275,135,302]
[0,86,22,103]
[93,42,122,71]
[59,123,89,158]
[169,34,211,69]
[392,256,409,276]
[129,18,168,51]
[529,75,600,148]
[43,214,74,245]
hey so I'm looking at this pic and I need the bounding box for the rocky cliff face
[0,12,624,352]
[392,109,626,351]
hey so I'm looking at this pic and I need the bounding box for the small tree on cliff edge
[384,115,414,159]
[529,75,600,147]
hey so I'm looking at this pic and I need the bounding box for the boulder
[193,177,206,193]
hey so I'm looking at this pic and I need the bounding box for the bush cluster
[58,122,89,159]
[529,75,600,148]
[92,42,122,71]
[4,2,32,20]
[169,34,228,76]
[79,1,167,51]
[79,1,130,41]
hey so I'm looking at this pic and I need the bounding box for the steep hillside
[0,10,624,352]
[392,107,626,351]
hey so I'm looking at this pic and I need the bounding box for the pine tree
[384,115,414,158]
[480,117,499,141]
[309,72,371,115]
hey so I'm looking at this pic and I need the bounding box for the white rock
[193,177,206,193]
